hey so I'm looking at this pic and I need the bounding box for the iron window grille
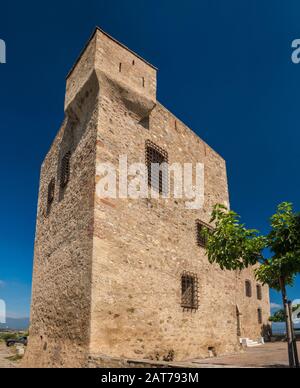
[256,284,262,301]
[181,271,199,310]
[245,280,252,298]
[195,220,212,248]
[60,151,71,188]
[145,140,168,194]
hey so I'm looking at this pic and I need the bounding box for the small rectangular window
[245,280,252,298]
[145,140,168,194]
[60,151,71,188]
[181,272,199,310]
[258,308,263,324]
[256,284,262,300]
[196,220,211,247]
[47,178,55,214]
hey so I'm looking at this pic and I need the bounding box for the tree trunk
[288,301,299,368]
[279,277,295,368]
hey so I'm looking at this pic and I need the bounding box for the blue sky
[0,0,300,318]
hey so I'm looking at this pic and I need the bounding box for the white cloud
[292,299,300,306]
[270,302,282,310]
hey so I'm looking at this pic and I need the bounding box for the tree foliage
[255,203,300,291]
[269,309,286,323]
[203,202,300,290]
[203,204,266,270]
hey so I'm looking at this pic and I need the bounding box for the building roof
[66,26,158,79]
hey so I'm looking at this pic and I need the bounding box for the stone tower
[24,28,270,368]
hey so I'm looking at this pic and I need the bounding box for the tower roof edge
[66,26,158,80]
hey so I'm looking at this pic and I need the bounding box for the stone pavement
[90,342,299,368]
[1,340,299,368]
[190,342,300,368]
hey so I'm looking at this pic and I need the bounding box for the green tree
[203,202,300,368]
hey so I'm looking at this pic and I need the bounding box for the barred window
[256,284,262,300]
[181,272,199,310]
[145,140,168,194]
[47,178,55,208]
[196,220,211,247]
[257,308,263,324]
[60,151,71,188]
[245,280,252,298]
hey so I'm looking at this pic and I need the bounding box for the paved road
[0,342,18,368]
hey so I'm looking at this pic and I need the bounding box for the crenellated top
[65,27,157,111]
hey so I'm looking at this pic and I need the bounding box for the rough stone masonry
[23,27,270,368]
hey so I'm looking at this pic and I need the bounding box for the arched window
[60,151,71,188]
[256,284,262,300]
[245,280,252,298]
[257,308,263,324]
